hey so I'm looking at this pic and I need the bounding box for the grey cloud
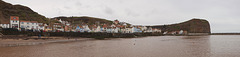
[125,9,140,17]
[75,2,82,6]
[104,7,114,15]
[64,6,71,9]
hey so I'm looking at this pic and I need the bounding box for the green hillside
[52,16,113,25]
[0,0,127,25]
[0,0,49,24]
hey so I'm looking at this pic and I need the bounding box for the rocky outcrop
[150,19,211,33]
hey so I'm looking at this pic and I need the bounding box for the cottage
[44,26,52,32]
[152,28,161,33]
[145,27,153,32]
[53,23,64,32]
[0,23,10,28]
[20,21,39,31]
[10,16,20,29]
[38,23,46,31]
[132,26,142,33]
[83,25,91,32]
[75,26,84,32]
[125,27,133,33]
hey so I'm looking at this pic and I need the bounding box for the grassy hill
[0,0,117,25]
[149,19,211,33]
[52,16,114,25]
[0,0,49,24]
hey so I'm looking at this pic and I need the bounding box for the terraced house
[20,21,39,31]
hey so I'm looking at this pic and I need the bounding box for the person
[38,34,41,38]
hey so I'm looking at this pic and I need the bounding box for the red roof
[20,20,31,22]
[31,21,38,23]
[117,25,124,28]
[10,16,19,21]
[102,24,108,28]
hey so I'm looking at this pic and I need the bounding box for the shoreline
[1,34,239,47]
[0,37,94,47]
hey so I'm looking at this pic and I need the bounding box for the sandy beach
[0,36,93,47]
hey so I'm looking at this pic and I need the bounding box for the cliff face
[150,19,211,33]
[0,0,49,24]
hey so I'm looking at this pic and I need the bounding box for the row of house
[0,16,47,31]
[0,16,165,33]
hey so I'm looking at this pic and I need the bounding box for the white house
[83,25,91,32]
[145,27,153,32]
[20,21,39,31]
[31,21,39,31]
[132,26,142,33]
[0,23,10,28]
[20,21,31,30]
[10,16,20,29]
[106,28,112,33]
[94,26,102,32]
[125,27,133,33]
[53,23,64,32]
[38,23,45,31]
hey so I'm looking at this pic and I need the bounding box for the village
[0,16,163,33]
[0,16,190,35]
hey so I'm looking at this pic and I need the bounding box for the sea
[0,35,240,57]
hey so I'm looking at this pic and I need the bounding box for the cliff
[150,19,211,33]
[0,0,49,24]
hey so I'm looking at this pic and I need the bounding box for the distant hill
[0,0,49,24]
[0,0,119,25]
[149,19,211,33]
[52,16,114,25]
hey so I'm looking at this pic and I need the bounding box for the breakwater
[211,33,240,35]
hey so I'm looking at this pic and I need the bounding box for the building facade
[0,23,10,28]
[10,16,19,29]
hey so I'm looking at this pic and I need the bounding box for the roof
[20,20,31,22]
[10,16,19,21]
[102,24,108,28]
[0,22,10,24]
[31,21,38,23]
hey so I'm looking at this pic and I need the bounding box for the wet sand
[0,37,93,47]
[0,35,240,57]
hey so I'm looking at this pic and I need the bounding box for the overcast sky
[3,0,240,33]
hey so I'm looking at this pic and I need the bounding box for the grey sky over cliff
[3,0,240,33]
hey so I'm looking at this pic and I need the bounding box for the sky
[3,0,240,33]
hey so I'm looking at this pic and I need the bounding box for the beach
[0,36,93,47]
[1,35,240,57]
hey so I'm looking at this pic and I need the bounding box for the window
[21,22,24,24]
[21,26,24,28]
[27,22,29,24]
[32,23,34,25]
